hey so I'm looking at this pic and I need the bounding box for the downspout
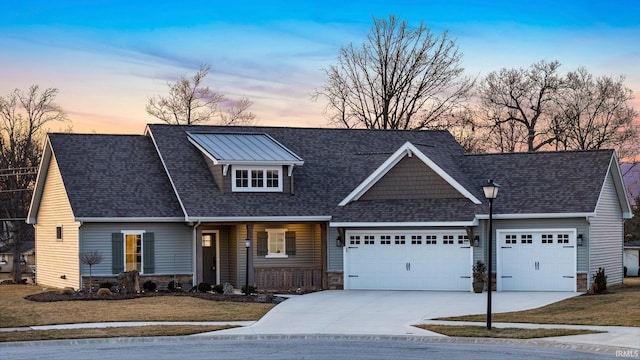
[191,220,202,287]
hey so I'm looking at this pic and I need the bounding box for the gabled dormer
[187,132,304,194]
[339,142,481,206]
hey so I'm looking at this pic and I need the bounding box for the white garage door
[344,230,472,291]
[497,229,577,291]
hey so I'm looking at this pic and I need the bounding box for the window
[411,235,422,245]
[350,235,361,245]
[443,235,454,244]
[395,235,406,245]
[232,166,282,192]
[558,234,570,244]
[521,234,533,244]
[267,229,287,257]
[125,233,142,272]
[112,231,154,274]
[380,235,391,245]
[457,235,469,245]
[364,235,375,245]
[505,234,517,244]
[542,234,553,244]
[56,225,63,241]
[425,235,437,245]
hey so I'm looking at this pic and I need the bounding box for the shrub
[167,280,181,292]
[593,267,607,294]
[96,288,112,296]
[59,287,75,295]
[198,282,212,292]
[472,260,487,283]
[143,280,157,292]
[241,284,256,295]
[212,284,224,294]
[99,281,114,289]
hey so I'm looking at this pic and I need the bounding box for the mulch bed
[25,290,286,304]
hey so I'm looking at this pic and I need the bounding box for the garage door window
[364,235,375,245]
[521,234,533,244]
[395,235,406,244]
[505,234,517,244]
[558,234,570,244]
[411,235,422,245]
[443,235,454,244]
[381,235,391,245]
[457,235,469,244]
[425,235,437,244]
[350,235,361,245]
[542,234,553,244]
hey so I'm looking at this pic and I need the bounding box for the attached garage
[497,229,577,291]
[344,230,472,291]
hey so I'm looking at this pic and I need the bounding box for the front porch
[195,222,329,291]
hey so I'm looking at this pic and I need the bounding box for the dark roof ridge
[148,123,451,134]
[464,149,614,157]
[48,132,145,138]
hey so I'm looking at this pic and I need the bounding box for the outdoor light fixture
[577,234,583,246]
[245,239,250,296]
[482,179,500,331]
[336,236,342,247]
[473,235,480,247]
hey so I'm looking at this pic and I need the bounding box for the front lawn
[435,277,640,327]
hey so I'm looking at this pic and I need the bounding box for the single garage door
[344,230,472,291]
[497,229,577,291]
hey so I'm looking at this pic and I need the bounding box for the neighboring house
[0,240,35,275]
[27,124,632,292]
[624,240,640,276]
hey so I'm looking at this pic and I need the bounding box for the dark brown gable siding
[360,155,465,200]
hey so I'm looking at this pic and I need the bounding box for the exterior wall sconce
[60,275,66,279]
[336,236,342,247]
[577,234,583,246]
[473,235,480,247]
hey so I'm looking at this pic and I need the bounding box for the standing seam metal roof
[187,132,303,163]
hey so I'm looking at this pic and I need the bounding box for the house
[624,240,640,276]
[27,124,632,292]
[0,239,35,275]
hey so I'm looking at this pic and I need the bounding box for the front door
[202,232,219,285]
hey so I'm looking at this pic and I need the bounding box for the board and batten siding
[33,154,81,289]
[79,223,192,278]
[327,227,343,271]
[589,171,624,285]
[488,218,589,273]
[232,224,322,287]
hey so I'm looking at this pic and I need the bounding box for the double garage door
[344,230,472,291]
[497,229,577,291]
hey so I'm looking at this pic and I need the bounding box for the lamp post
[482,179,500,330]
[245,238,250,296]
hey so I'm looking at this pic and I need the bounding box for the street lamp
[245,238,251,296]
[482,179,500,330]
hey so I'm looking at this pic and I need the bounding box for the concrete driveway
[214,290,579,336]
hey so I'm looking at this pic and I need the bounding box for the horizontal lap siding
[35,155,80,289]
[589,172,624,285]
[80,223,192,277]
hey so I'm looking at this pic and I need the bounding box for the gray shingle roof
[45,126,617,223]
[49,133,184,218]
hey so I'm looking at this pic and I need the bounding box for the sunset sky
[2,1,639,134]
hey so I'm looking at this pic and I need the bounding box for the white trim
[607,153,633,219]
[231,165,283,192]
[27,137,54,224]
[120,230,146,234]
[338,142,481,206]
[330,221,478,228]
[265,228,288,257]
[475,213,594,220]
[122,231,145,274]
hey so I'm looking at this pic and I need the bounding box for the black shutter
[257,232,268,256]
[111,233,124,274]
[143,232,155,274]
[285,231,296,255]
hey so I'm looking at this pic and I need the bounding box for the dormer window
[233,166,282,192]
[187,131,304,194]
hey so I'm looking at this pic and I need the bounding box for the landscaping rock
[223,282,234,295]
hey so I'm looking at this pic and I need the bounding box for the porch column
[194,225,203,285]
[321,223,328,289]
[246,223,255,285]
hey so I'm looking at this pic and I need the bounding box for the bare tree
[146,63,256,126]
[553,67,639,158]
[314,15,474,130]
[218,96,257,126]
[0,85,66,284]
[80,251,103,293]
[478,60,562,152]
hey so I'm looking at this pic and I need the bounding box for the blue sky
[2,1,639,133]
